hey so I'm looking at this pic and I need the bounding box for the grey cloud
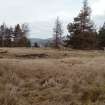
[0,0,104,38]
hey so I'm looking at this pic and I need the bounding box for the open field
[1,48,105,105]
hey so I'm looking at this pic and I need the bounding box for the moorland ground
[1,48,105,105]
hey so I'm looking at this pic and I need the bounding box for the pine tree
[0,24,4,47]
[14,24,22,47]
[34,42,39,48]
[13,24,30,47]
[9,27,14,47]
[0,24,14,47]
[4,28,12,47]
[21,24,31,47]
[0,23,6,47]
[98,23,105,49]
[65,0,97,49]
[53,17,63,48]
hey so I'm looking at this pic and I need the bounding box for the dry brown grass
[0,48,105,105]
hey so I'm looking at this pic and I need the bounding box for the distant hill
[29,36,66,47]
[29,38,53,47]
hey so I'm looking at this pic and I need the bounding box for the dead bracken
[0,48,105,105]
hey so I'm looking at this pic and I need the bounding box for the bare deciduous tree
[53,17,63,48]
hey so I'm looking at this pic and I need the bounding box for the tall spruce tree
[65,0,97,49]
[98,23,105,49]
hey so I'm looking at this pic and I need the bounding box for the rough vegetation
[0,48,105,105]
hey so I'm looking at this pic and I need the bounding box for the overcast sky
[0,0,105,38]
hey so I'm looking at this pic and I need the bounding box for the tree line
[53,0,105,50]
[0,23,30,47]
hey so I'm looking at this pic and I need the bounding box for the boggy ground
[0,48,105,105]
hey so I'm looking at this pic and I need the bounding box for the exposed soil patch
[0,50,8,54]
[15,53,48,59]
